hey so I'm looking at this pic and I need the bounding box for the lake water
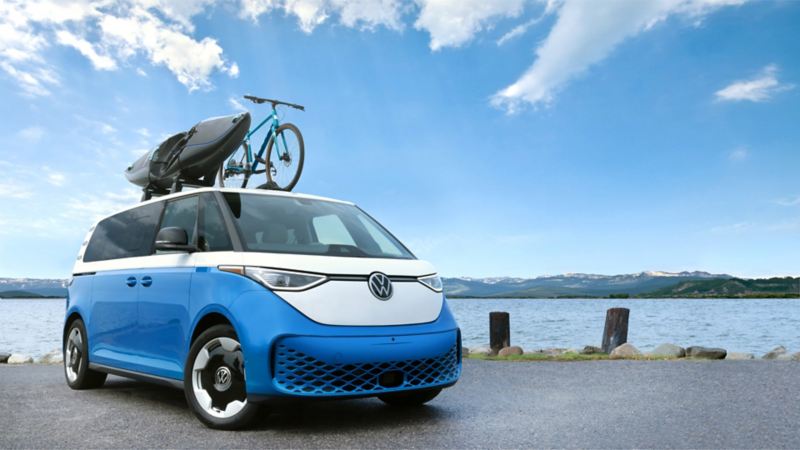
[2,298,799,358]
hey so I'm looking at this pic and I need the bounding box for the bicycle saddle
[243,95,305,111]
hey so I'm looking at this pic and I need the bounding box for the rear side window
[83,202,164,262]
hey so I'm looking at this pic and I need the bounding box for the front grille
[273,343,460,396]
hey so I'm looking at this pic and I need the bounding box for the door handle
[141,276,153,287]
[126,276,137,287]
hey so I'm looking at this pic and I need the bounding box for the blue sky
[0,0,798,279]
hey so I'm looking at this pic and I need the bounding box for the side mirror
[155,227,197,253]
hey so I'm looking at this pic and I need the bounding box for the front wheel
[378,388,442,407]
[264,123,304,191]
[63,319,107,390]
[184,325,261,429]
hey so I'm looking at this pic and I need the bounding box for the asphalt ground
[2,359,799,448]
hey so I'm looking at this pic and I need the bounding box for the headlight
[221,266,327,291]
[418,274,443,292]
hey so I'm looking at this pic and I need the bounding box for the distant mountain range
[1,272,797,299]
[442,271,796,298]
[0,278,67,298]
[645,277,800,298]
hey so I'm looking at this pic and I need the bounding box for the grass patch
[466,352,680,362]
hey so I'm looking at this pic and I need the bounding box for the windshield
[222,192,415,259]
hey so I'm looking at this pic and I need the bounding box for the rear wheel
[378,388,442,407]
[184,325,261,429]
[263,123,304,191]
[63,319,107,389]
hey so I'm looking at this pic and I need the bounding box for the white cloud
[0,0,238,94]
[18,126,45,143]
[729,147,748,162]
[229,96,249,112]
[497,0,561,46]
[65,188,141,221]
[98,8,234,91]
[710,221,752,234]
[0,61,59,97]
[240,0,278,21]
[241,0,404,32]
[333,0,405,30]
[414,0,525,51]
[491,0,748,113]
[136,127,151,138]
[0,182,33,199]
[715,64,793,102]
[55,30,117,70]
[227,62,240,78]
[775,196,800,207]
[74,115,117,135]
[43,166,66,186]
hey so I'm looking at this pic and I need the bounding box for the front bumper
[227,288,462,398]
[273,331,460,397]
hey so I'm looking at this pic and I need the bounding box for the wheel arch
[190,311,238,345]
[63,311,83,345]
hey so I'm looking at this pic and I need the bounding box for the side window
[312,214,356,246]
[159,196,198,246]
[198,194,233,252]
[83,202,163,262]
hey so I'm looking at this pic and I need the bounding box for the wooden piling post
[601,307,629,354]
[490,311,510,353]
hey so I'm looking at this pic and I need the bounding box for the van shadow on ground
[98,376,450,432]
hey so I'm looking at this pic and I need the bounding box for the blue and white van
[64,188,461,429]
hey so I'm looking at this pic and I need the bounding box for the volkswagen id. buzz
[64,188,461,429]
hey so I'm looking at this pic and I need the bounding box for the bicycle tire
[265,123,304,191]
[218,141,249,188]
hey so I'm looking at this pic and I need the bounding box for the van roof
[97,188,354,224]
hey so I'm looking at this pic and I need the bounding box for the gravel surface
[2,360,799,448]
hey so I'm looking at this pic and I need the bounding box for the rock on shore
[38,349,63,365]
[651,343,685,358]
[0,353,9,363]
[610,343,641,359]
[762,346,788,360]
[580,345,603,355]
[686,346,727,359]
[498,346,524,356]
[470,346,494,356]
[7,354,33,364]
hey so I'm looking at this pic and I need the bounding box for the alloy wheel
[64,327,82,383]
[191,337,248,419]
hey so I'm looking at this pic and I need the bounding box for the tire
[63,319,107,390]
[184,325,261,430]
[378,388,442,407]
[265,123,304,191]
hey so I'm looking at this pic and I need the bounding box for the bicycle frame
[224,102,297,187]
[241,106,280,174]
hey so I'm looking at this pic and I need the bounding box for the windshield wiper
[325,244,369,257]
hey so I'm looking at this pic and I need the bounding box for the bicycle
[219,95,305,191]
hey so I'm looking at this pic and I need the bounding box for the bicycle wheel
[264,123,304,191]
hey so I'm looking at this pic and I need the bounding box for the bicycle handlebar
[243,95,305,111]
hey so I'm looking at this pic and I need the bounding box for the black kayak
[126,112,251,191]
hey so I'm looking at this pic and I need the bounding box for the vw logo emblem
[214,366,232,391]
[368,272,393,300]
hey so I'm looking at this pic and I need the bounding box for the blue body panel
[66,267,461,398]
